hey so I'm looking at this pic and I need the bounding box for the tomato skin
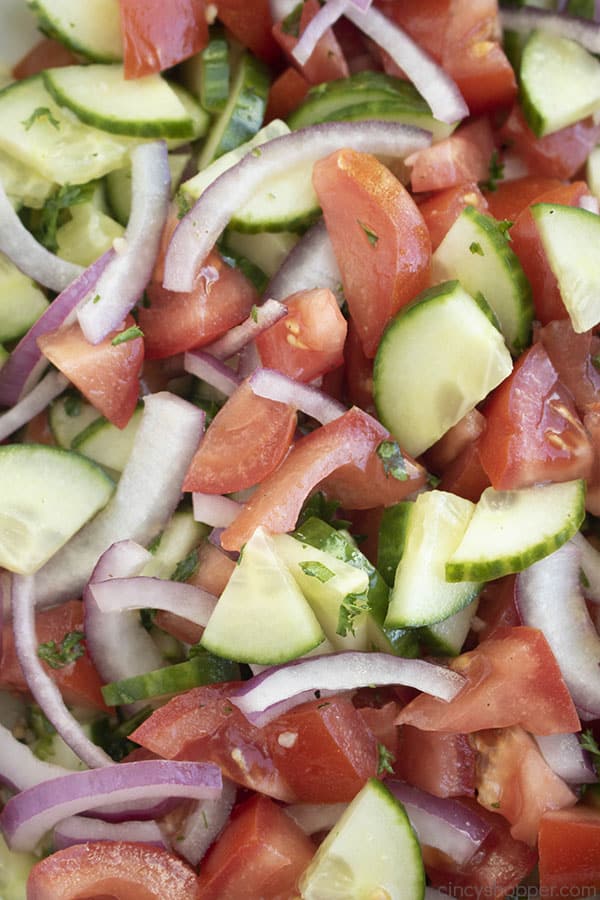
[438,441,491,503]
[12,38,78,79]
[140,252,258,359]
[483,175,562,223]
[0,600,108,711]
[425,409,486,473]
[265,67,310,123]
[473,726,576,846]
[197,795,315,900]
[474,575,520,644]
[313,149,431,358]
[321,441,426,510]
[394,726,477,798]
[27,841,200,900]
[119,0,208,78]
[478,343,594,491]
[272,0,349,84]
[539,806,600,893]
[397,626,580,735]
[539,320,600,418]
[215,0,281,65]
[255,288,347,383]
[407,119,495,194]
[183,381,297,494]
[343,318,375,414]
[37,315,143,429]
[377,0,451,63]
[418,181,488,251]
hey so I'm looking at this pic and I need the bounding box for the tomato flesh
[119,0,208,78]
[394,726,477,798]
[539,806,600,893]
[272,0,349,84]
[407,119,495,194]
[418,181,488,250]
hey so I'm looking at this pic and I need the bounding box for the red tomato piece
[0,600,108,711]
[510,180,589,324]
[418,181,488,250]
[473,726,576,846]
[500,104,600,180]
[355,696,402,761]
[22,410,55,446]
[313,149,431,358]
[406,119,495,194]
[265,66,310,123]
[443,39,517,116]
[220,407,409,551]
[483,175,562,223]
[119,0,208,78]
[438,441,491,503]
[320,441,426,509]
[37,316,143,429]
[426,800,537,899]
[255,288,347,383]
[12,38,78,79]
[27,842,200,900]
[183,380,297,494]
[140,251,258,359]
[478,343,594,490]
[425,409,486,473]
[377,0,451,62]
[396,626,581,735]
[216,0,281,65]
[539,320,600,417]
[272,0,349,85]
[265,696,378,803]
[197,795,315,900]
[539,806,600,894]
[474,575,520,644]
[394,726,477,798]
[343,318,375,414]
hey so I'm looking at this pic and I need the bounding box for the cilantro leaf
[171,548,200,583]
[111,325,144,346]
[176,189,191,220]
[298,492,351,530]
[580,729,600,774]
[33,182,95,252]
[38,630,85,669]
[22,106,60,131]
[469,241,484,256]
[337,591,369,637]
[377,742,396,776]
[299,560,335,583]
[480,149,504,192]
[358,220,379,246]
[377,440,408,481]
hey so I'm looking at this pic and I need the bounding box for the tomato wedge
[12,38,78,79]
[272,0,349,84]
[119,0,208,79]
[483,175,561,222]
[183,380,297,494]
[215,0,281,65]
[418,181,488,250]
[396,627,580,735]
[539,319,600,418]
[394,726,477,799]
[313,149,431,358]
[406,119,495,194]
[265,67,310,123]
[27,842,200,899]
[539,806,600,894]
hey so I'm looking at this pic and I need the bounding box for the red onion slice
[174,778,237,866]
[89,576,217,626]
[77,142,171,344]
[343,4,468,124]
[0,759,222,852]
[0,181,83,292]
[202,299,287,360]
[266,219,342,305]
[579,194,600,214]
[293,0,350,66]
[500,7,600,55]
[0,370,68,441]
[534,733,598,785]
[385,780,491,866]
[0,250,113,407]
[193,493,241,528]
[0,723,68,792]
[184,350,241,396]
[54,815,167,851]
[163,121,431,293]
[573,532,600,602]
[33,392,205,609]
[249,368,346,424]
[11,574,112,769]
[516,540,600,720]
[230,651,465,727]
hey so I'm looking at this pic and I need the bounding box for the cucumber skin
[101,654,240,705]
[29,0,123,63]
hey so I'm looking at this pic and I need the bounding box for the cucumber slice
[102,652,240,705]
[169,83,211,141]
[0,254,49,342]
[586,145,600,202]
[142,510,209,580]
[0,833,36,900]
[386,491,481,628]
[0,146,55,210]
[197,51,270,168]
[43,65,195,139]
[273,532,370,651]
[431,206,533,355]
[186,29,231,113]
[0,77,133,185]
[56,202,124,267]
[0,444,114,574]
[520,30,600,136]
[374,281,513,457]
[106,151,191,226]
[29,0,123,62]
[223,229,298,277]
[378,504,412,589]
[531,203,600,333]
[446,480,586,582]
[201,526,325,664]
[49,393,101,449]
[71,406,143,473]
[418,598,479,657]
[299,778,425,900]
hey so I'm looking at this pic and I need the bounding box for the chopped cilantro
[377,743,396,776]
[140,608,156,632]
[497,219,513,240]
[299,560,335,582]
[27,705,57,761]
[376,440,408,481]
[111,325,144,346]
[176,190,191,219]
[427,472,442,488]
[298,492,351,530]
[38,630,85,669]
[92,293,101,304]
[480,149,504,192]
[251,147,262,158]
[580,729,600,774]
[281,2,303,36]
[171,548,200,583]
[22,106,60,131]
[33,182,95,253]
[592,354,600,372]
[337,591,369,637]
[91,707,152,761]
[358,220,379,246]
[63,394,81,418]
[251,304,259,323]
[469,241,484,256]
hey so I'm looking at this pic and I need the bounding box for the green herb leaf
[176,190,191,220]
[63,394,82,418]
[427,472,442,488]
[299,560,336,583]
[377,742,396,776]
[92,293,101,304]
[480,149,504,192]
[139,608,156,632]
[358,221,379,246]
[337,591,369,637]
[111,326,144,346]
[27,705,57,761]
[469,241,484,256]
[592,354,600,373]
[22,106,60,131]
[281,2,303,36]
[377,440,408,481]
[497,219,513,240]
[171,548,200,583]
[33,182,95,253]
[298,492,351,530]
[250,304,259,323]
[580,729,600,774]
[38,630,85,669]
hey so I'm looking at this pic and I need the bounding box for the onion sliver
[249,368,346,424]
[571,532,600,602]
[293,0,349,66]
[266,219,342,304]
[286,802,347,835]
[0,371,68,441]
[0,759,222,853]
[163,121,432,293]
[0,181,82,292]
[78,142,170,344]
[175,778,237,866]
[230,651,465,727]
[54,815,167,851]
[193,493,241,528]
[89,576,217,627]
[534,733,598,785]
[184,350,241,396]
[12,574,112,768]
[202,299,287,360]
[516,540,600,720]
[33,392,205,609]
[500,7,600,55]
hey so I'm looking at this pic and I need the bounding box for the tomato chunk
[197,795,315,899]
[272,0,349,84]
[119,0,208,78]
[418,181,488,250]
[37,315,143,429]
[265,67,310,123]
[483,175,561,223]
[539,806,600,894]
[313,149,431,358]
[539,319,600,418]
[394,726,477,798]
[396,627,580,735]
[183,380,297,494]
[27,842,200,900]
[406,119,495,194]
[474,575,520,644]
[216,0,281,64]
[12,38,78,79]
